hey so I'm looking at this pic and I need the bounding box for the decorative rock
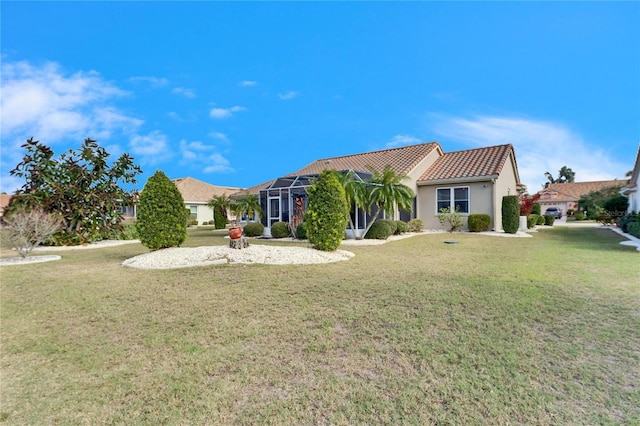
[229,237,249,250]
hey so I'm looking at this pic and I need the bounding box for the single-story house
[173,177,243,225]
[238,142,521,236]
[537,179,628,215]
[620,144,639,214]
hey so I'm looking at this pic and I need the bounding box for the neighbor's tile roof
[418,144,515,181]
[293,142,442,176]
[538,180,628,201]
[172,177,243,202]
[0,194,12,211]
[231,180,274,196]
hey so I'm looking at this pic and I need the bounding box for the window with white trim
[436,187,469,214]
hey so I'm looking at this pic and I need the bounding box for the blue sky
[2,2,639,195]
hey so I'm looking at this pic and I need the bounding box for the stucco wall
[492,153,519,231]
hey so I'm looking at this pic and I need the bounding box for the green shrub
[627,221,640,238]
[438,206,464,232]
[378,219,397,235]
[619,214,638,233]
[501,195,520,234]
[136,170,188,250]
[271,221,290,238]
[188,220,198,227]
[544,214,555,226]
[407,218,424,232]
[395,220,409,234]
[365,221,392,239]
[107,223,139,240]
[243,222,264,237]
[304,170,349,251]
[586,210,599,220]
[532,202,541,216]
[527,214,539,229]
[296,222,307,240]
[574,212,585,221]
[536,215,546,225]
[468,214,491,232]
[603,196,629,217]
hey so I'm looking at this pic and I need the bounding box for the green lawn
[1,226,638,424]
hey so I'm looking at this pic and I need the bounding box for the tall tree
[232,194,262,223]
[207,194,232,229]
[8,137,141,245]
[360,165,415,237]
[544,166,576,187]
[304,170,349,251]
[335,170,367,239]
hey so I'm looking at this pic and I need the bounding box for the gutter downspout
[491,177,497,231]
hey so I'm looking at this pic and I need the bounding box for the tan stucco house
[239,142,522,235]
[537,179,628,216]
[620,144,639,214]
[173,177,243,225]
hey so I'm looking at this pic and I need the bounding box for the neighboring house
[537,180,628,215]
[620,144,640,214]
[0,194,12,218]
[239,142,522,235]
[173,177,243,225]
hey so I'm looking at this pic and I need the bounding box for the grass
[1,226,639,424]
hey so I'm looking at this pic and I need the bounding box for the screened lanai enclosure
[258,170,415,238]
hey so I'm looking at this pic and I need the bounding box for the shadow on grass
[541,225,636,253]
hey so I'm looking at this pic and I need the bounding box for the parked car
[544,207,563,219]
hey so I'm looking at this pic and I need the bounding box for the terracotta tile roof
[231,180,274,196]
[0,194,12,212]
[172,177,243,203]
[537,180,628,202]
[418,144,516,181]
[293,142,442,176]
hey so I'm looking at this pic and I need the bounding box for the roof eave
[417,175,499,186]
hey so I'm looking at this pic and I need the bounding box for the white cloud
[386,134,423,148]
[128,76,169,87]
[172,87,196,98]
[278,90,299,100]
[239,80,257,87]
[208,131,229,142]
[430,114,628,192]
[209,105,246,119]
[179,139,234,174]
[129,130,171,163]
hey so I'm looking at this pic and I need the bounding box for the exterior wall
[185,202,215,225]
[491,153,519,231]
[417,181,494,231]
[627,190,639,213]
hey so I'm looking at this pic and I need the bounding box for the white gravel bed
[0,255,62,266]
[122,244,355,269]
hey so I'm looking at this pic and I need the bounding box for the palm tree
[232,194,262,224]
[207,194,232,228]
[360,165,415,237]
[335,170,367,239]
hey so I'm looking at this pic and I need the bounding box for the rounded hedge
[270,221,290,238]
[377,219,397,235]
[502,195,520,234]
[365,221,392,239]
[243,222,264,237]
[537,214,546,225]
[136,170,188,250]
[407,218,424,232]
[468,214,491,232]
[304,170,349,251]
[527,214,539,229]
[544,214,556,226]
[395,220,409,234]
[532,202,541,216]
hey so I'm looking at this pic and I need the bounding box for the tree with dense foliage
[502,195,520,234]
[232,194,262,223]
[360,165,415,237]
[136,170,188,250]
[207,194,232,229]
[544,166,576,188]
[8,137,142,245]
[335,170,367,239]
[578,184,625,218]
[304,170,349,251]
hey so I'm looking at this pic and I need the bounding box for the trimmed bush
[527,214,539,229]
[407,218,424,232]
[304,170,349,251]
[627,221,640,238]
[574,212,585,221]
[296,222,307,240]
[619,213,638,233]
[365,221,392,239]
[243,222,264,237]
[395,220,409,234]
[532,202,541,216]
[501,195,520,234]
[377,219,397,235]
[468,214,491,232]
[544,214,556,226]
[270,221,290,238]
[536,215,546,225]
[137,170,188,250]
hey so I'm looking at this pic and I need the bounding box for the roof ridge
[311,141,440,163]
[440,143,513,156]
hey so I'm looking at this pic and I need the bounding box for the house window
[436,187,469,214]
[189,205,198,221]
